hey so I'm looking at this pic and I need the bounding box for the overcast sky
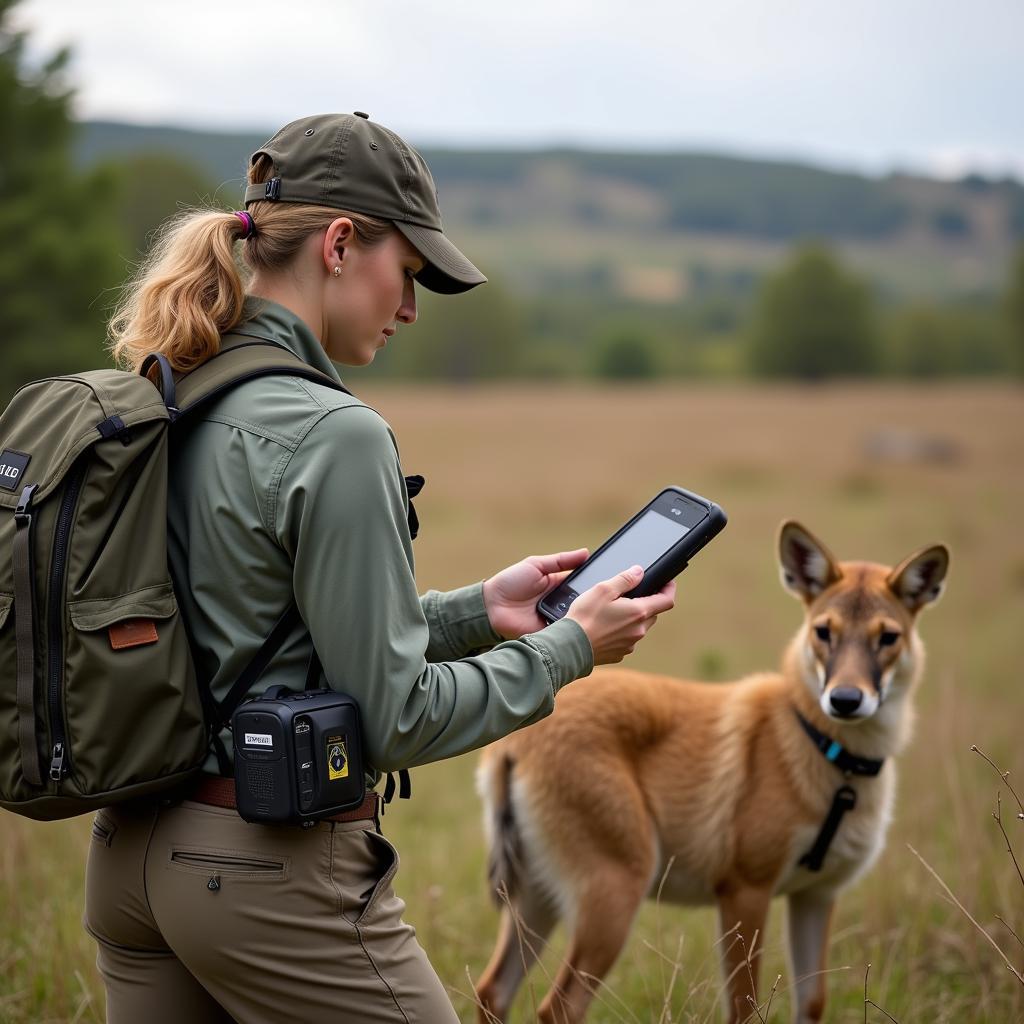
[16,0,1024,179]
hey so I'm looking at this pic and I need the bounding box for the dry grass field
[2,382,1022,1023]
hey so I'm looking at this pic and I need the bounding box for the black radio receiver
[232,685,365,826]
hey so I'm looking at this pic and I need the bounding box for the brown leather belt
[188,774,379,824]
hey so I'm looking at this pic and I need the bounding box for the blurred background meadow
[1,0,1022,1020]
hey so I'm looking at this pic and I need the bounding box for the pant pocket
[356,830,399,925]
[169,847,288,881]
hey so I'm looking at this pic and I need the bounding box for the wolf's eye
[814,624,831,644]
[879,630,901,647]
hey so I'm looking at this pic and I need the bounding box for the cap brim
[393,222,487,295]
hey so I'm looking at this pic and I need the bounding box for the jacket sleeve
[419,584,503,661]
[273,404,593,772]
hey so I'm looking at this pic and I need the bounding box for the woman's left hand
[482,548,589,640]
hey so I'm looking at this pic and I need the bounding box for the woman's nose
[397,279,417,325]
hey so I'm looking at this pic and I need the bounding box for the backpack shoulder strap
[138,340,349,760]
[142,338,349,421]
[211,602,304,734]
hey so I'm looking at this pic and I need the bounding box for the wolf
[475,521,949,1023]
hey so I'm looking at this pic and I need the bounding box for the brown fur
[474,522,948,1024]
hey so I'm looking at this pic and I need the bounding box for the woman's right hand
[565,565,676,666]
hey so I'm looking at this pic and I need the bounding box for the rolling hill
[75,120,1023,301]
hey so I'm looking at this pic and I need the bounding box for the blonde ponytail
[109,211,248,372]
[109,154,392,372]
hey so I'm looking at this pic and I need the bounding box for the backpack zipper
[47,459,87,782]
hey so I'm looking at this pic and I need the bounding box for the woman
[85,111,675,1023]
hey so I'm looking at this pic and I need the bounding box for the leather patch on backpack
[109,619,159,650]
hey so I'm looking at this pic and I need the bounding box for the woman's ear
[323,217,356,273]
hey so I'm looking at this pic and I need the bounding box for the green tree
[0,0,124,397]
[1008,244,1024,377]
[109,152,220,258]
[886,306,959,377]
[592,332,659,379]
[887,304,1010,378]
[746,243,878,379]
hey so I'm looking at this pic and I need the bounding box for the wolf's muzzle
[827,686,864,717]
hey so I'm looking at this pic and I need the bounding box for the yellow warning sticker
[326,735,349,780]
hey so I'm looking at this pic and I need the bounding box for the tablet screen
[568,510,691,595]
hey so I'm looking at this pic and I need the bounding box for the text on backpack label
[0,449,31,491]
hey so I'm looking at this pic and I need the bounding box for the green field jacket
[166,297,593,780]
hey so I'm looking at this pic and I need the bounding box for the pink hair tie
[233,210,255,238]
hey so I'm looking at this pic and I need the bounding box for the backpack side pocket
[65,584,207,795]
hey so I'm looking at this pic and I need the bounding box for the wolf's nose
[829,687,863,717]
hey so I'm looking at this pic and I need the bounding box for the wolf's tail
[484,753,523,908]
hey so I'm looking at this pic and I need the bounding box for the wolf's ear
[887,545,949,613]
[778,521,841,602]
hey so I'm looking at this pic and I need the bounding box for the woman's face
[321,223,425,366]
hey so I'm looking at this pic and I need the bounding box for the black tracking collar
[795,710,885,777]
[794,709,886,872]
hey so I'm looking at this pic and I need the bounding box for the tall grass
[2,383,1022,1022]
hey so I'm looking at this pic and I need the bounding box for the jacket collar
[228,296,344,386]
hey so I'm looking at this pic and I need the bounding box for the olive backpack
[0,339,347,820]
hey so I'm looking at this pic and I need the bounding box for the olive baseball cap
[243,112,486,295]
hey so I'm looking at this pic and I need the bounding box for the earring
[333,266,342,277]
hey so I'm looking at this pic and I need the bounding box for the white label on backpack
[244,733,274,748]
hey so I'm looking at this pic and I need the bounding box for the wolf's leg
[534,870,650,1024]
[475,886,559,1023]
[785,888,835,1024]
[716,885,773,1024]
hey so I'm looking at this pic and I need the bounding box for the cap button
[353,111,370,119]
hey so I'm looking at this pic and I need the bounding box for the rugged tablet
[538,487,727,623]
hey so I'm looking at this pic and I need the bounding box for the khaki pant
[83,796,459,1024]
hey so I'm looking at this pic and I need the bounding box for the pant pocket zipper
[170,850,286,874]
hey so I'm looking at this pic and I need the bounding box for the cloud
[14,0,1024,177]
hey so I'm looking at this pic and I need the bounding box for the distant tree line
[425,150,915,240]
[2,0,1023,398]
[744,243,1020,380]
